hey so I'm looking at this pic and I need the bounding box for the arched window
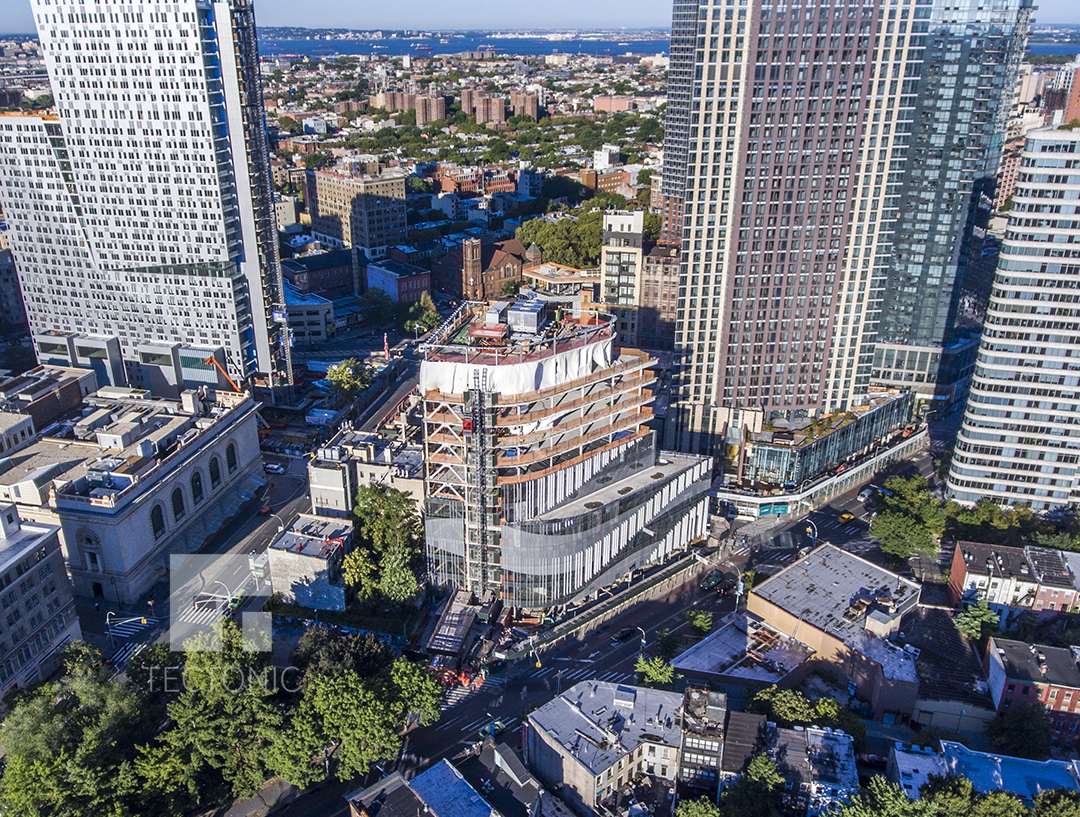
[151,505,166,539]
[226,443,238,474]
[191,472,204,504]
[172,487,185,521]
[209,456,221,489]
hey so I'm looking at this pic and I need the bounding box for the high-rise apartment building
[661,0,1030,456]
[305,165,407,259]
[947,128,1080,510]
[0,0,289,388]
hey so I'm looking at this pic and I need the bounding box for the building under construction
[420,298,711,611]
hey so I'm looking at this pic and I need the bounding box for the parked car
[858,754,888,770]
[263,462,286,475]
[857,488,873,502]
[610,627,636,645]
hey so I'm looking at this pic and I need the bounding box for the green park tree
[635,655,677,688]
[687,609,713,636]
[343,548,379,605]
[954,601,999,642]
[986,702,1053,760]
[326,358,375,401]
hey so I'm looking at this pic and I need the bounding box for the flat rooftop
[529,681,683,776]
[0,512,57,574]
[421,300,614,364]
[269,514,352,559]
[751,544,920,682]
[672,613,814,684]
[524,262,600,283]
[407,760,495,817]
[901,607,995,708]
[991,637,1080,689]
[890,743,948,799]
[536,452,700,522]
[940,740,1080,802]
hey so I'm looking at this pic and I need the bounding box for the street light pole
[805,520,818,546]
[636,627,646,657]
[106,611,116,649]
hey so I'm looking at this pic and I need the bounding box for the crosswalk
[441,679,505,711]
[178,604,227,627]
[531,666,636,685]
[110,641,147,672]
[107,617,159,639]
[439,711,522,738]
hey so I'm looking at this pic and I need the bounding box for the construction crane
[204,356,242,393]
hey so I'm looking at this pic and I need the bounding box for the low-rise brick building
[987,637,1080,749]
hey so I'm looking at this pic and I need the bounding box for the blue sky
[5,0,1078,38]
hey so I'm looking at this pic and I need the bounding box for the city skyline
[4,0,1080,36]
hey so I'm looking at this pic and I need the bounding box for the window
[87,552,100,573]
[151,505,166,539]
[226,443,237,474]
[191,471,204,504]
[209,456,221,488]
[172,488,185,521]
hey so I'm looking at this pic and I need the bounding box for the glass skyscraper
[947,128,1080,510]
[660,0,1031,457]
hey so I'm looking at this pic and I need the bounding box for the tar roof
[528,681,683,775]
[751,544,920,675]
[901,607,994,708]
[720,711,766,774]
[954,541,1032,581]
[991,637,1080,689]
[455,740,539,817]
[408,760,496,817]
[940,740,1080,802]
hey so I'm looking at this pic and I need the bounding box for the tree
[635,655,676,688]
[867,475,947,561]
[656,628,681,661]
[720,753,782,817]
[828,776,934,817]
[986,702,1052,760]
[871,511,938,561]
[643,211,661,240]
[749,686,815,726]
[278,115,302,134]
[954,601,998,642]
[343,548,379,605]
[290,628,394,692]
[0,643,149,816]
[386,657,443,727]
[379,540,420,604]
[138,619,283,803]
[676,798,721,817]
[126,641,185,700]
[354,483,420,553]
[687,609,713,636]
[326,358,374,401]
[1034,789,1080,817]
[302,151,333,170]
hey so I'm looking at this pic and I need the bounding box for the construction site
[420,296,712,612]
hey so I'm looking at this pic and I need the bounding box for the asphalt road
[748,449,941,578]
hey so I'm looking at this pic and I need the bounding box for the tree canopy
[515,210,605,269]
[869,475,946,561]
[986,702,1052,760]
[326,358,375,401]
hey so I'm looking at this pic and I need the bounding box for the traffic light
[141,618,147,625]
